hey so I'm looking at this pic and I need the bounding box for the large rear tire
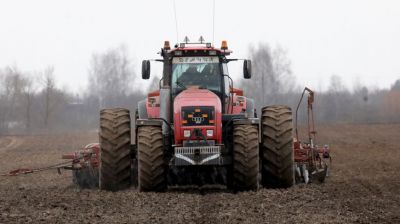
[261,105,294,188]
[233,124,259,191]
[137,126,167,192]
[99,108,132,191]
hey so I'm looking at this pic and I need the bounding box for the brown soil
[0,124,399,223]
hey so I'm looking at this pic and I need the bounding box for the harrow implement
[1,143,100,181]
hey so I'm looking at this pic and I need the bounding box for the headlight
[184,130,191,137]
[206,130,213,137]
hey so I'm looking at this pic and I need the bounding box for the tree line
[0,46,146,134]
[0,44,399,134]
[241,43,400,124]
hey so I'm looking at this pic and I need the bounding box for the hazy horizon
[1,0,399,93]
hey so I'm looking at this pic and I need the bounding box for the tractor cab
[171,56,222,98]
[141,37,252,115]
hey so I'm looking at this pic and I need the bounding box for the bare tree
[241,43,297,108]
[42,67,56,127]
[88,45,135,108]
[0,67,26,133]
[271,45,296,93]
[38,67,67,129]
[328,75,346,93]
[21,76,35,131]
[384,79,400,122]
[391,79,400,91]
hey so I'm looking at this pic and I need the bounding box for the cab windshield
[171,56,222,96]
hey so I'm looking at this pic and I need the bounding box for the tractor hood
[173,88,222,145]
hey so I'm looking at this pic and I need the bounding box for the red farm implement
[293,87,331,184]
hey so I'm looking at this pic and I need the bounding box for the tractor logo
[192,116,204,124]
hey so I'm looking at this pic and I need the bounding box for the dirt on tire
[99,108,132,191]
[137,125,167,192]
[0,124,400,223]
[261,105,294,188]
[233,124,259,191]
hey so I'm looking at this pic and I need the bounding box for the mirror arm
[225,58,247,63]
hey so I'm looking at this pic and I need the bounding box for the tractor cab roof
[162,37,232,58]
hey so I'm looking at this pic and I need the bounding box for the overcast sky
[0,0,399,93]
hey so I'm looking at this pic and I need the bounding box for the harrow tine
[1,168,34,176]
[1,160,75,176]
[311,167,328,183]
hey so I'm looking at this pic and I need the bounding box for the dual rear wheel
[136,126,167,192]
[261,105,294,188]
[232,105,294,191]
[97,107,166,191]
[232,124,259,191]
[90,106,294,191]
[99,108,132,191]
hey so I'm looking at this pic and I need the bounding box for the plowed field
[0,124,399,223]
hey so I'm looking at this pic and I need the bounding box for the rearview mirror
[243,60,252,79]
[142,60,150,79]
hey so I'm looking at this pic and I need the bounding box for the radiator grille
[174,146,221,166]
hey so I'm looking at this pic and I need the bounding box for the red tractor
[3,38,330,187]
[70,38,295,191]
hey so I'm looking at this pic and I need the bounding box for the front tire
[232,124,259,191]
[137,126,167,192]
[99,108,132,191]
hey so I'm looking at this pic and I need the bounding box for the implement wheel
[261,105,294,188]
[99,108,132,191]
[137,126,166,192]
[73,167,99,189]
[232,124,259,191]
